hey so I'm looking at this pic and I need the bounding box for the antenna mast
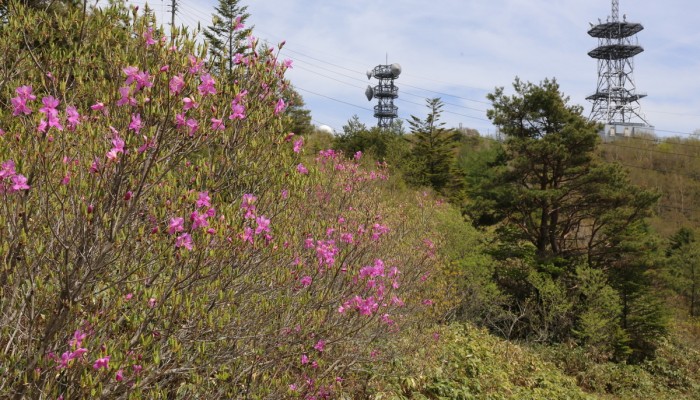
[365,62,401,128]
[587,0,652,135]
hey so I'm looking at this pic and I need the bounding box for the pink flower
[148,298,157,308]
[186,118,199,136]
[190,210,209,230]
[0,160,16,179]
[10,175,30,192]
[168,217,184,234]
[233,16,244,31]
[169,74,185,94]
[160,65,170,72]
[138,135,155,153]
[293,138,303,153]
[313,339,326,352]
[300,276,312,287]
[196,191,210,208]
[93,356,110,370]
[240,193,257,218]
[16,85,36,101]
[175,113,186,129]
[210,118,225,131]
[175,233,193,250]
[301,354,309,365]
[115,369,124,382]
[123,66,139,84]
[61,173,70,185]
[197,73,217,96]
[391,295,404,307]
[90,102,105,111]
[72,347,88,359]
[371,223,390,240]
[283,59,293,69]
[232,53,244,65]
[89,158,101,174]
[241,226,254,244]
[274,98,286,115]
[117,86,136,107]
[66,106,81,130]
[182,97,198,110]
[134,71,153,91]
[70,330,87,348]
[133,364,142,374]
[228,100,245,119]
[255,215,270,235]
[315,240,338,267]
[106,136,125,161]
[39,96,59,113]
[340,233,354,244]
[128,113,143,133]
[125,293,133,300]
[354,151,363,160]
[188,55,203,74]
[296,163,308,175]
[143,27,156,47]
[11,96,32,116]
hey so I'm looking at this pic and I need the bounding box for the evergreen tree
[407,98,461,192]
[476,78,664,360]
[666,228,700,317]
[281,88,313,136]
[203,0,252,73]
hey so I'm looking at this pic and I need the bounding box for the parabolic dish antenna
[318,125,334,135]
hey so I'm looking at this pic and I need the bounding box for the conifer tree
[203,0,252,73]
[407,98,460,192]
[476,78,665,361]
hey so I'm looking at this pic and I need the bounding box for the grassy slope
[368,320,700,399]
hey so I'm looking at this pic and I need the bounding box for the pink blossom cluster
[229,90,247,120]
[167,191,217,250]
[11,85,35,116]
[50,330,89,369]
[314,239,339,268]
[0,160,30,193]
[371,223,390,241]
[37,96,63,133]
[239,193,272,245]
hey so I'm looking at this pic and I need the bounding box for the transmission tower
[365,62,401,128]
[587,0,651,134]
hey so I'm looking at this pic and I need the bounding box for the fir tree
[203,0,252,73]
[407,98,461,192]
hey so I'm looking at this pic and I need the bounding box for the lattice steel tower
[587,0,649,126]
[365,63,401,128]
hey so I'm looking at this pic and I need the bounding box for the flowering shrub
[0,2,452,398]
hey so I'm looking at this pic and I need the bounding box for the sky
[135,0,700,137]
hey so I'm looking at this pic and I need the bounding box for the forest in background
[1,1,699,399]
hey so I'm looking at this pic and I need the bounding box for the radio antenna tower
[365,61,401,128]
[587,0,650,130]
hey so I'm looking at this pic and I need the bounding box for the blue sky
[135,0,700,137]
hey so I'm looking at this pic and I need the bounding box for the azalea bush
[0,2,450,398]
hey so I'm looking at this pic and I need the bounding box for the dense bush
[0,2,450,398]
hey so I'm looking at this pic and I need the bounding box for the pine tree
[407,98,460,192]
[477,78,665,360]
[203,0,252,73]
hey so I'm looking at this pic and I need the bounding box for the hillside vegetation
[1,1,699,399]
